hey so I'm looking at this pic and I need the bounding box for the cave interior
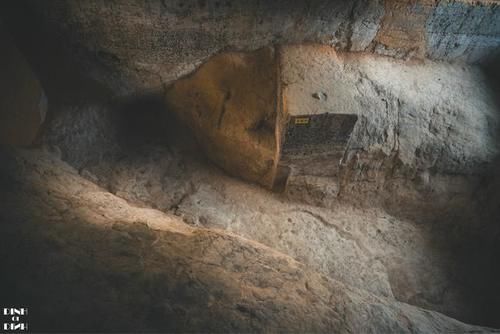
[1,0,500,333]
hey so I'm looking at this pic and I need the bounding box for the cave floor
[0,148,496,333]
[72,140,483,325]
[0,145,497,332]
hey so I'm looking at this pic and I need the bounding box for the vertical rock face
[11,0,383,95]
[4,0,498,96]
[0,27,47,146]
[165,47,277,188]
[371,0,500,61]
[163,43,499,192]
[426,1,500,62]
[372,0,434,58]
[277,44,499,205]
[279,44,500,175]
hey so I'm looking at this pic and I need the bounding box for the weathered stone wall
[161,42,499,194]
[1,2,499,331]
[2,0,498,95]
[426,1,500,62]
[279,44,500,206]
[2,0,499,195]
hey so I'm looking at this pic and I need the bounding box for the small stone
[312,92,327,101]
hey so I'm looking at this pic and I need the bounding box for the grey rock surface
[426,1,500,63]
[279,45,499,213]
[17,0,384,94]
[3,0,499,95]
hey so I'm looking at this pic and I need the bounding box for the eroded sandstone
[1,1,500,331]
[0,148,496,333]
[2,0,498,95]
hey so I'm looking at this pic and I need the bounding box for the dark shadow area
[381,53,500,327]
[0,150,239,332]
[113,94,172,148]
[0,0,113,105]
[451,53,500,327]
[108,92,201,166]
[481,51,500,112]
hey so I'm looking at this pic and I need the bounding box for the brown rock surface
[0,147,495,333]
[165,47,277,187]
[40,80,500,326]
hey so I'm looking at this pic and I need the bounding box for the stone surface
[426,1,500,63]
[2,1,499,95]
[164,47,277,188]
[1,1,499,331]
[279,45,499,207]
[0,147,496,333]
[42,104,118,169]
[4,0,382,95]
[371,0,434,59]
[162,44,499,191]
[35,41,500,326]
[39,91,500,326]
[0,26,47,146]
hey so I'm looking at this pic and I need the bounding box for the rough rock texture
[371,0,434,59]
[279,45,499,209]
[0,26,46,146]
[20,47,500,328]
[0,148,496,333]
[39,91,500,327]
[165,47,277,187]
[161,44,499,192]
[2,0,499,95]
[426,1,500,63]
[3,0,382,95]
[1,1,500,331]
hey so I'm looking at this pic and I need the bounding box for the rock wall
[164,47,277,188]
[2,0,498,95]
[0,26,47,146]
[280,44,499,174]
[165,43,499,194]
[371,0,500,62]
[37,95,500,325]
[427,1,500,62]
[1,2,499,331]
[278,44,500,208]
